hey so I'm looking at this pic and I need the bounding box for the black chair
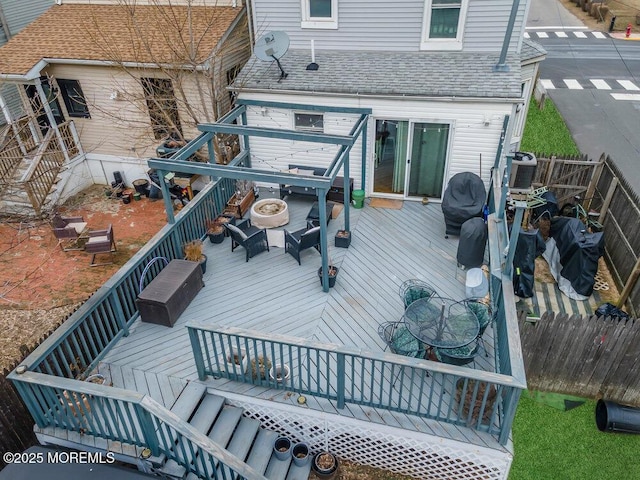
[284,226,321,265]
[225,219,269,262]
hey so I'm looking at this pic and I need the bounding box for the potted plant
[292,442,311,467]
[312,451,339,478]
[224,348,248,374]
[273,436,291,461]
[334,229,351,248]
[224,180,256,218]
[206,219,225,244]
[183,239,207,274]
[269,363,291,383]
[250,355,272,380]
[317,258,339,288]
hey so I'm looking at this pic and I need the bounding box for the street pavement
[527,0,640,196]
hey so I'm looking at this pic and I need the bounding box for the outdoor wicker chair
[284,226,321,265]
[398,279,438,310]
[51,214,87,251]
[85,224,117,266]
[305,201,333,229]
[225,219,269,262]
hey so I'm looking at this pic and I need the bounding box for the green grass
[520,98,581,157]
[509,395,640,480]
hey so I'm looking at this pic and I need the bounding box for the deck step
[160,394,225,478]
[170,382,207,420]
[208,405,243,446]
[215,416,261,479]
[286,462,312,480]
[265,456,292,480]
[245,428,279,476]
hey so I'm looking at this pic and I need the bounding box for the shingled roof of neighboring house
[521,39,547,63]
[0,4,242,76]
[233,49,523,99]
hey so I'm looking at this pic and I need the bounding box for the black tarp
[457,217,488,268]
[441,172,486,236]
[551,217,605,297]
[512,228,546,298]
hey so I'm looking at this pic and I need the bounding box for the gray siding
[0,0,53,37]
[252,0,527,53]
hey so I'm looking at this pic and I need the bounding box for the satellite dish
[254,31,289,82]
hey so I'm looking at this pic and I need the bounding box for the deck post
[498,387,522,445]
[343,152,350,232]
[188,327,207,381]
[134,404,160,456]
[505,203,525,278]
[336,353,345,409]
[157,168,175,224]
[361,120,367,190]
[318,193,330,292]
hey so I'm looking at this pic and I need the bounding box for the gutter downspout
[494,0,521,72]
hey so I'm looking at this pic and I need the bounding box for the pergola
[148,99,371,291]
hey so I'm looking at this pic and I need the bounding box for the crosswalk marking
[617,80,640,91]
[590,79,611,90]
[537,32,549,38]
[592,31,606,39]
[611,93,640,101]
[574,31,587,38]
[524,32,530,38]
[529,30,607,39]
[540,79,556,90]
[555,32,568,38]
[563,79,583,89]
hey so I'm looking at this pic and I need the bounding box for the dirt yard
[0,186,168,371]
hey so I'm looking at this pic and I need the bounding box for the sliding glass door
[373,119,449,199]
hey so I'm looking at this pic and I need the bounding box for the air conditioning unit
[509,152,537,193]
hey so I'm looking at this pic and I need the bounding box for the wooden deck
[100,193,508,453]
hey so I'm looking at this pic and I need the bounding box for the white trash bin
[465,268,489,299]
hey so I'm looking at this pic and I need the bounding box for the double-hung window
[421,0,468,50]
[301,0,338,29]
[141,78,182,140]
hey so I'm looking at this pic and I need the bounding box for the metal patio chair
[225,219,269,262]
[398,279,438,310]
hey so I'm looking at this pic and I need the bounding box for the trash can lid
[353,189,365,198]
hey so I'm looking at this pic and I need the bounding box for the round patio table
[402,296,479,349]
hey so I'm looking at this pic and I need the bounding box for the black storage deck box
[136,259,204,327]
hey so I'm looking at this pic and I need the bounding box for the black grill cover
[512,228,546,298]
[551,217,605,296]
[441,172,486,236]
[457,217,488,268]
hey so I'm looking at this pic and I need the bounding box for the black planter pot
[312,452,339,479]
[318,266,339,288]
[199,254,207,275]
[207,231,225,244]
[334,231,351,248]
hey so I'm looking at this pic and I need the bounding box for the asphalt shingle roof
[521,39,547,63]
[0,4,241,76]
[235,49,524,99]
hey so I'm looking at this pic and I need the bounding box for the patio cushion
[69,222,87,234]
[281,168,299,175]
[298,169,316,176]
[226,224,248,240]
[390,325,422,358]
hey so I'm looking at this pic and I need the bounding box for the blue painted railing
[11,371,266,480]
[188,323,524,445]
[9,167,244,473]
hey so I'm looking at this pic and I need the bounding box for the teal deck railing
[12,371,266,480]
[8,166,245,475]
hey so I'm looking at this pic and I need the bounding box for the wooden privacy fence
[588,156,640,316]
[530,153,601,206]
[519,312,640,405]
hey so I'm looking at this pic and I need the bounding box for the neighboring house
[0,0,54,126]
[234,0,546,200]
[0,0,251,216]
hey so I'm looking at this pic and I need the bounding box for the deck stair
[158,382,311,480]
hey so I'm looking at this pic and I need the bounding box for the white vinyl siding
[251,0,527,53]
[0,0,53,37]
[239,91,512,194]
